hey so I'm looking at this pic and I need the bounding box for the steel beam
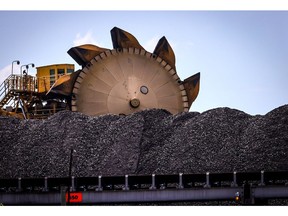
[0,188,240,205]
[0,193,61,205]
[1,186,288,205]
[253,186,288,199]
[82,188,240,204]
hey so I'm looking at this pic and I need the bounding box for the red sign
[65,192,83,203]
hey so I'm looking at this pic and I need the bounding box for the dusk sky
[0,1,287,115]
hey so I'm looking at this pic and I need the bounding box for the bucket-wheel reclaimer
[49,27,200,116]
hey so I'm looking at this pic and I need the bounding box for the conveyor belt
[1,171,288,205]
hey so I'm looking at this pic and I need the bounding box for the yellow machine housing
[36,64,74,93]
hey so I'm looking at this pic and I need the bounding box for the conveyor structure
[1,171,288,205]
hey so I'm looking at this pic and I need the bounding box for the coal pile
[0,105,288,179]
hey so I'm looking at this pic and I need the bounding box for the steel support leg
[204,172,211,188]
[123,175,129,191]
[149,174,156,190]
[96,176,103,191]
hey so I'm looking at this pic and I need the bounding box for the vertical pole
[204,172,211,188]
[123,175,129,190]
[149,174,156,190]
[177,173,184,189]
[259,171,265,186]
[231,171,238,187]
[96,176,103,191]
[11,60,20,76]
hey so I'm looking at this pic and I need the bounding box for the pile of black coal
[0,105,288,179]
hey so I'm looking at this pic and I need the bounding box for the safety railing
[0,74,36,107]
[29,107,67,119]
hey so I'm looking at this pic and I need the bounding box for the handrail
[0,75,13,98]
[0,74,36,107]
[29,107,66,119]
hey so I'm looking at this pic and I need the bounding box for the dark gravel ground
[0,105,288,205]
[0,105,288,178]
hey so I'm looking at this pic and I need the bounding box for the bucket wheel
[51,27,200,116]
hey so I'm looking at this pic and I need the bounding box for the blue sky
[0,9,287,115]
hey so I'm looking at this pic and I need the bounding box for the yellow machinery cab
[36,64,74,93]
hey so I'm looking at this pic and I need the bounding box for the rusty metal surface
[153,36,176,70]
[68,44,109,67]
[111,27,144,50]
[47,70,81,97]
[183,72,200,107]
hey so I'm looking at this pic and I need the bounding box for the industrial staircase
[0,74,36,107]
[0,74,37,117]
[0,75,15,108]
